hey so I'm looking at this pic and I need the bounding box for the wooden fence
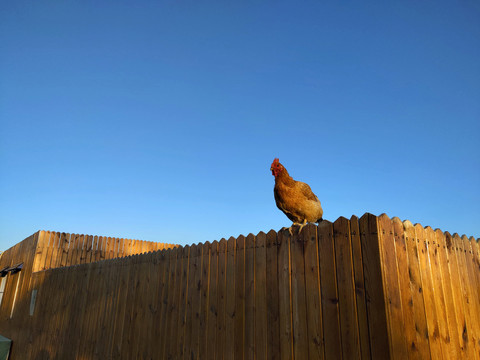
[0,213,478,359]
[32,231,176,272]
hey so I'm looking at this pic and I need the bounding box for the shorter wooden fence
[0,213,478,359]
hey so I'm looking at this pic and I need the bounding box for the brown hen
[270,158,323,234]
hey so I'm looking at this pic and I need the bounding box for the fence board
[254,232,268,360]
[458,234,480,358]
[435,229,463,359]
[266,230,280,360]
[291,227,309,359]
[215,239,227,360]
[391,218,424,360]
[415,224,444,359]
[234,235,246,359]
[206,241,218,359]
[359,213,391,360]
[167,247,185,359]
[199,242,211,359]
[378,214,409,360]
[318,220,342,360]
[59,233,70,267]
[277,229,293,360]
[302,224,324,360]
[245,234,256,359]
[334,216,361,360]
[349,216,371,360]
[426,226,451,358]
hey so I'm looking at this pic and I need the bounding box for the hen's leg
[297,219,308,234]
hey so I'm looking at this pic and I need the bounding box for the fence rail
[0,214,478,359]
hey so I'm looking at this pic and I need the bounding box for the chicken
[270,158,323,234]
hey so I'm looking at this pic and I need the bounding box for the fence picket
[318,220,342,359]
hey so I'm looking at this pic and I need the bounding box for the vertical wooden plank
[89,235,99,263]
[318,220,342,359]
[391,218,427,360]
[254,232,268,360]
[49,232,61,269]
[59,232,70,267]
[277,230,293,360]
[434,229,463,359]
[471,237,480,303]
[65,233,79,266]
[425,226,452,357]
[176,246,190,359]
[245,234,256,359]
[358,213,391,360]
[303,224,324,360]
[349,216,371,360]
[206,241,219,360]
[82,235,93,264]
[403,221,431,359]
[215,239,227,360]
[149,249,167,359]
[266,230,280,360]
[161,248,179,359]
[334,216,361,360]
[291,228,309,359]
[199,242,211,359]
[166,246,185,359]
[378,214,409,359]
[458,234,480,358]
[185,244,202,360]
[39,231,53,271]
[32,231,47,272]
[415,224,444,359]
[74,235,84,265]
[234,235,246,360]
[444,232,475,359]
[225,237,236,360]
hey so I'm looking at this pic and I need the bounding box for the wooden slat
[318,220,342,359]
[266,230,280,360]
[245,234,256,358]
[234,235,246,359]
[254,232,268,360]
[32,231,47,272]
[303,224,324,360]
[199,242,211,359]
[206,241,219,359]
[184,244,199,359]
[277,229,293,360]
[176,245,190,359]
[359,213,391,359]
[215,239,227,359]
[291,227,309,359]
[435,229,463,359]
[225,237,236,360]
[425,226,451,358]
[458,234,480,358]
[415,224,444,359]
[350,216,371,360]
[391,218,426,360]
[334,216,361,359]
[167,246,185,359]
[378,214,409,359]
[444,232,475,359]
[59,232,70,267]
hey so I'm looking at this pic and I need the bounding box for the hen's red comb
[272,158,279,165]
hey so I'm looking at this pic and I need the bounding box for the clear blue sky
[1,1,479,250]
